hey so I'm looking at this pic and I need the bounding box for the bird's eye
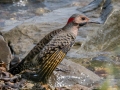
[81,17,85,20]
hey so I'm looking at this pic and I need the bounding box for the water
[0,0,45,21]
[0,0,86,24]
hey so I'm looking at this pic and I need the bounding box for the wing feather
[33,32,75,83]
[8,29,63,75]
[22,29,63,62]
[20,32,75,83]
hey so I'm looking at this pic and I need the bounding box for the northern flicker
[8,14,89,83]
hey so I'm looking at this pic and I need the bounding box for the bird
[8,14,89,84]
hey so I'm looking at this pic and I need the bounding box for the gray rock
[77,0,113,24]
[77,0,103,13]
[2,7,80,58]
[3,24,40,57]
[3,22,63,58]
[92,55,110,62]
[0,32,2,35]
[0,34,12,70]
[34,8,50,15]
[0,0,19,3]
[49,59,101,87]
[56,84,92,90]
[9,56,21,69]
[82,9,120,52]
[67,0,120,59]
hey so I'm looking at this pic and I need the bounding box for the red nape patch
[67,17,74,24]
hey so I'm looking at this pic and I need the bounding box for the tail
[37,50,65,83]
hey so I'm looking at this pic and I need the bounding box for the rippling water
[0,0,81,21]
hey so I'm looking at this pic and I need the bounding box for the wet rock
[0,0,19,3]
[3,22,63,58]
[35,8,50,15]
[92,55,113,63]
[3,24,42,57]
[70,84,93,90]
[0,62,27,90]
[77,0,113,24]
[1,6,91,59]
[92,56,108,61]
[55,84,92,90]
[9,56,21,69]
[94,67,108,78]
[49,59,101,87]
[0,60,7,71]
[81,1,120,52]
[111,55,120,65]
[0,32,2,35]
[0,19,5,27]
[77,0,103,13]
[0,34,12,70]
[91,55,115,68]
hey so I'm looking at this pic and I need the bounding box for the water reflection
[0,0,46,27]
[13,0,28,6]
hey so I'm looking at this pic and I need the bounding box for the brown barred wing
[21,29,63,64]
[34,32,75,83]
[34,50,66,83]
[8,29,63,75]
[21,50,66,83]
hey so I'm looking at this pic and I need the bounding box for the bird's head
[66,14,89,27]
